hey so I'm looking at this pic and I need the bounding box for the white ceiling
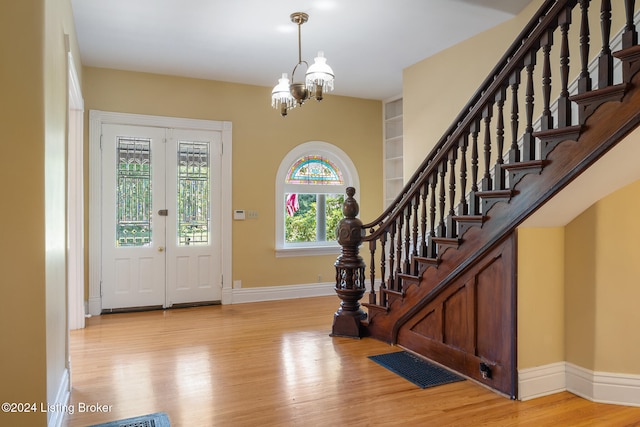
[71,0,533,100]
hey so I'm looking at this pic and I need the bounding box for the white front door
[165,128,222,306]
[101,124,222,310]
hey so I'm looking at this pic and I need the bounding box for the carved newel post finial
[331,187,367,338]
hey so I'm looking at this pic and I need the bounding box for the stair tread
[362,302,389,313]
[451,215,484,221]
[397,273,420,281]
[476,189,513,198]
[431,237,461,243]
[382,288,404,296]
[501,160,546,170]
[413,255,441,265]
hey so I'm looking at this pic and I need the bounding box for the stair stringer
[364,70,640,346]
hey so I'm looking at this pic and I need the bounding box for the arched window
[276,141,359,257]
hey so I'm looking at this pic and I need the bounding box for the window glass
[116,138,152,247]
[286,156,343,185]
[284,193,344,243]
[177,141,210,246]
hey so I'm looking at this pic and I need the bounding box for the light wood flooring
[63,296,640,426]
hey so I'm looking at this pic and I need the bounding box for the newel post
[331,187,366,338]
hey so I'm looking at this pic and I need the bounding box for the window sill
[275,245,341,258]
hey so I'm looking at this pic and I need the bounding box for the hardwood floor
[63,296,640,426]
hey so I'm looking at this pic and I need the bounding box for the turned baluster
[437,160,447,237]
[541,29,554,131]
[427,173,438,258]
[379,231,387,307]
[508,71,521,163]
[458,133,469,216]
[469,119,481,215]
[420,181,429,257]
[447,147,458,238]
[494,87,506,190]
[403,201,412,275]
[481,104,493,191]
[411,193,420,274]
[368,239,376,305]
[332,187,366,338]
[522,51,537,161]
[388,220,396,291]
[395,214,404,291]
[599,0,613,89]
[622,0,638,49]
[558,7,572,128]
[579,0,592,93]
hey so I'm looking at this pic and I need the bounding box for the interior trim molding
[48,368,69,427]
[518,362,640,407]
[566,363,640,407]
[229,282,336,304]
[518,362,566,401]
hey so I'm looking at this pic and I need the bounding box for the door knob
[158,246,165,252]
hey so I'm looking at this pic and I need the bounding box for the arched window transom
[286,156,343,185]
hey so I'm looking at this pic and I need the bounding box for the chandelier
[271,12,335,117]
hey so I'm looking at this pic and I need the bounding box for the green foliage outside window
[285,193,344,243]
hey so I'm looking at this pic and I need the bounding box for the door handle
[158,209,168,216]
[158,246,165,253]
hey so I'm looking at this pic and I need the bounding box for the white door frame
[68,52,85,330]
[88,111,233,315]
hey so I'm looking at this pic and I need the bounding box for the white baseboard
[519,362,640,406]
[228,281,336,304]
[48,368,70,427]
[89,283,337,308]
[88,297,101,316]
[566,363,640,407]
[518,362,566,401]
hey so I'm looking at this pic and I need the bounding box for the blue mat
[89,412,170,427]
[368,351,464,389]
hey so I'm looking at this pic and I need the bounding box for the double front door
[101,124,222,310]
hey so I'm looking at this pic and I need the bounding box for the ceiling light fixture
[271,12,335,117]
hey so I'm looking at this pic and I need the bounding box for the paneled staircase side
[367,66,640,342]
[359,0,640,339]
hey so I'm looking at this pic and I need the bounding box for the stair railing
[331,0,639,338]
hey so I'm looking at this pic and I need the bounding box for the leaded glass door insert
[178,141,210,246]
[116,138,152,247]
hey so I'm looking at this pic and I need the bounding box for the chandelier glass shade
[271,12,335,116]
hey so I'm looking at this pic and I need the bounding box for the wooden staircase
[331,0,640,399]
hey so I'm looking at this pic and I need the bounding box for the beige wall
[517,227,565,368]
[518,179,640,375]
[0,2,48,425]
[403,0,545,178]
[0,0,79,425]
[565,179,640,373]
[83,68,382,289]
